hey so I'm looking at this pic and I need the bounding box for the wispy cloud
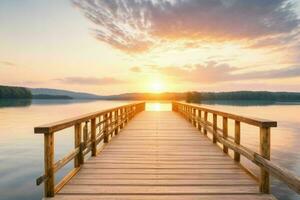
[55,76,126,85]
[0,61,17,67]
[73,0,299,53]
[130,66,142,73]
[154,62,300,83]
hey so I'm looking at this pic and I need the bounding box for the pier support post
[75,123,84,166]
[91,118,96,156]
[197,109,202,131]
[223,117,228,154]
[120,108,124,129]
[213,114,217,143]
[259,127,271,193]
[114,110,119,135]
[44,133,54,197]
[234,121,241,162]
[104,113,109,143]
[204,111,208,135]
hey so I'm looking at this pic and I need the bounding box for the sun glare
[149,80,165,93]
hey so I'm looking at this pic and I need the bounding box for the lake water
[0,99,299,200]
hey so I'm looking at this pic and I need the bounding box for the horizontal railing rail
[35,102,145,197]
[172,101,300,195]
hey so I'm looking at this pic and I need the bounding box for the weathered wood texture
[36,102,145,197]
[173,102,300,195]
[49,111,276,200]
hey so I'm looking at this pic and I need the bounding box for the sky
[1,0,300,95]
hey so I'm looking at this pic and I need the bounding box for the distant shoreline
[2,85,300,102]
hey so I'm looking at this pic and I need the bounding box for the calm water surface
[0,100,299,200]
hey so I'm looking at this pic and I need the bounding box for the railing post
[44,133,54,197]
[125,107,129,124]
[234,121,241,162]
[83,121,88,148]
[114,110,119,135]
[213,114,217,143]
[197,109,202,131]
[259,127,271,193]
[204,111,208,135]
[189,107,192,122]
[104,113,109,143]
[75,123,84,167]
[192,108,196,127]
[91,118,96,156]
[172,102,177,112]
[222,117,228,154]
[120,108,124,129]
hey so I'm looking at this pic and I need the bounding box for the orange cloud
[54,76,126,85]
[73,0,299,53]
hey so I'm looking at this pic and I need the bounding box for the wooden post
[83,121,88,148]
[120,108,124,129]
[192,108,196,126]
[213,114,217,143]
[172,102,177,112]
[74,123,83,167]
[234,121,241,162]
[91,118,96,156]
[222,117,228,153]
[125,107,129,124]
[109,112,113,137]
[44,133,54,197]
[189,107,192,122]
[259,127,271,193]
[197,110,202,131]
[104,113,109,143]
[114,110,119,135]
[204,111,208,135]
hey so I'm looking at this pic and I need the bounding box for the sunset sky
[1,0,300,95]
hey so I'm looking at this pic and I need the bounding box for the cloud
[72,0,299,53]
[55,76,126,85]
[0,61,17,67]
[154,62,300,83]
[130,66,142,72]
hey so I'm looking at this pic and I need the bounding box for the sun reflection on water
[146,102,172,111]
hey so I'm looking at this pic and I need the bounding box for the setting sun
[149,80,165,93]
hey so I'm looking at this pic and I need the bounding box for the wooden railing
[35,102,145,197]
[172,101,300,195]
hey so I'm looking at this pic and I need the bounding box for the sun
[149,80,165,93]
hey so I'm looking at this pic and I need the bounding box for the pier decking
[35,102,300,199]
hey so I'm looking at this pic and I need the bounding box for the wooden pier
[35,102,300,199]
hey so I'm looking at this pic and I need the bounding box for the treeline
[0,86,32,99]
[186,91,300,102]
[32,94,73,99]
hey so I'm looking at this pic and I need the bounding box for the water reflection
[198,100,300,106]
[0,100,299,200]
[0,99,31,108]
[197,102,300,200]
[146,102,172,111]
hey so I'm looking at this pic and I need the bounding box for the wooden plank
[68,179,256,185]
[49,194,276,200]
[59,185,259,194]
[53,110,277,200]
[73,173,256,180]
[82,163,240,169]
